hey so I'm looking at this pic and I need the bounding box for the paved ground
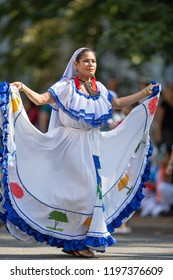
[0,214,173,260]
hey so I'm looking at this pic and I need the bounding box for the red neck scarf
[74,76,98,95]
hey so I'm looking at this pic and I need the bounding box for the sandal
[62,249,76,256]
[62,248,94,258]
[73,249,94,258]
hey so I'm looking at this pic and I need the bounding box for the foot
[73,248,94,258]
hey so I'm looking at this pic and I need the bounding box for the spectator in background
[109,102,138,130]
[23,97,39,127]
[140,145,173,216]
[100,76,120,131]
[155,84,173,149]
[38,105,52,133]
[106,76,119,99]
[156,145,173,216]
[166,144,173,176]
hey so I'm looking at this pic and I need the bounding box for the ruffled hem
[3,197,116,251]
[84,235,116,249]
[0,82,10,223]
[48,79,113,127]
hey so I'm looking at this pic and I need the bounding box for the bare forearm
[11,82,54,105]
[112,83,158,109]
[112,89,145,109]
[21,84,50,105]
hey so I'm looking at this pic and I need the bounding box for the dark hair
[75,48,96,62]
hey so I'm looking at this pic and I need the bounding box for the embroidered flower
[11,96,21,113]
[118,174,129,191]
[148,97,158,115]
[83,216,92,227]
[10,182,24,199]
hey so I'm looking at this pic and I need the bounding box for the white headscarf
[62,47,88,80]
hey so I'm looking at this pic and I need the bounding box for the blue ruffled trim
[2,195,115,251]
[0,82,10,224]
[48,86,113,128]
[84,235,116,249]
[3,191,115,250]
[107,142,153,233]
[107,91,114,103]
[73,83,100,101]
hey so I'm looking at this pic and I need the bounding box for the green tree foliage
[0,0,172,88]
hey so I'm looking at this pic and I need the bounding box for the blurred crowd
[140,84,173,217]
[22,97,52,133]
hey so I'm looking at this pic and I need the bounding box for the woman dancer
[0,47,160,257]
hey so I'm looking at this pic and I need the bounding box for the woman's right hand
[10,82,23,91]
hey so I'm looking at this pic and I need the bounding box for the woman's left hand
[143,83,159,96]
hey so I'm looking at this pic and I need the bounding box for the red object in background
[145,181,156,191]
[27,106,39,126]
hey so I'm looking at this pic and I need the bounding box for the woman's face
[74,51,97,79]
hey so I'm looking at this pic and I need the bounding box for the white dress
[0,80,160,251]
